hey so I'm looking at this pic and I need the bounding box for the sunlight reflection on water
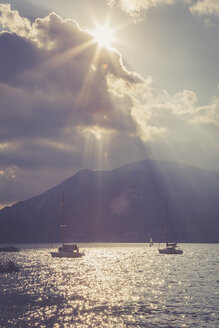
[0,244,218,327]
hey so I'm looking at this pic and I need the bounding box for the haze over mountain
[0,160,218,243]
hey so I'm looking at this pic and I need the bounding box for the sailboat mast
[61,193,65,245]
[165,199,168,246]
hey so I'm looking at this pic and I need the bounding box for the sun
[92,24,114,48]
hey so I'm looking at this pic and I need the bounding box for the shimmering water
[0,244,218,327]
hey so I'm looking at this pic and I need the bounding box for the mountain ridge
[0,159,219,243]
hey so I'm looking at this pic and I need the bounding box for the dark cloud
[0,32,40,83]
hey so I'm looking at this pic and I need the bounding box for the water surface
[0,243,218,327]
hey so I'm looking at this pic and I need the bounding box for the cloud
[190,0,219,16]
[106,0,175,20]
[108,75,219,141]
[0,5,141,140]
[106,0,219,20]
[0,3,218,205]
[191,102,219,126]
[0,4,147,203]
[0,3,32,36]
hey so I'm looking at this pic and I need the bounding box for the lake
[0,243,218,327]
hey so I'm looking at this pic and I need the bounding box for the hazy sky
[0,0,218,207]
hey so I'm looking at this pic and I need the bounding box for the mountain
[0,160,219,243]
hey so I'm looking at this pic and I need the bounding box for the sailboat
[50,194,85,258]
[158,199,183,255]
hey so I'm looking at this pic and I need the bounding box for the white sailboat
[158,200,183,255]
[50,194,85,258]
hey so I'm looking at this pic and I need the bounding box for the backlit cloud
[0,4,146,203]
[0,5,141,138]
[0,3,32,36]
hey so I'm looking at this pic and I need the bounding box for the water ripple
[0,243,218,327]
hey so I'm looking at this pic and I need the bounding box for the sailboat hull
[50,251,85,258]
[159,248,183,254]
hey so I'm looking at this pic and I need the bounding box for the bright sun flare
[92,25,113,48]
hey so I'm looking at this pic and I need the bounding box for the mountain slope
[0,160,219,243]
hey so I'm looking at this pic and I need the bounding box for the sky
[0,0,218,208]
